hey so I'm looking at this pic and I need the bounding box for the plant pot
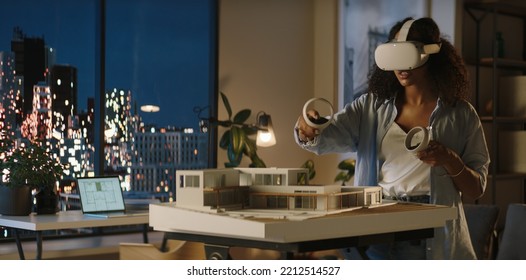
[35,189,59,215]
[0,185,33,216]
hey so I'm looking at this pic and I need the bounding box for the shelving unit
[464,2,526,214]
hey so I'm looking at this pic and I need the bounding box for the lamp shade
[140,104,160,113]
[256,113,276,147]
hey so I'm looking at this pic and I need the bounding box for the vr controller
[302,98,334,133]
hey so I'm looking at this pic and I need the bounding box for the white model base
[149,202,457,243]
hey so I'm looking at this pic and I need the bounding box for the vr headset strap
[397,19,415,42]
[398,19,441,54]
[423,43,441,54]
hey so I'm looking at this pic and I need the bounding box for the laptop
[77,176,148,218]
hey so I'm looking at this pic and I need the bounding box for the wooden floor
[0,231,165,260]
[0,231,343,260]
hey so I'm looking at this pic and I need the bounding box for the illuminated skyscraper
[11,27,46,120]
[131,128,208,200]
[50,64,77,136]
[104,88,133,177]
[0,51,21,135]
[76,97,95,174]
[28,82,52,139]
[3,29,210,201]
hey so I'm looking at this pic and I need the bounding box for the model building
[175,167,382,213]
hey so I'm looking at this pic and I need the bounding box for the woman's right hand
[297,109,321,142]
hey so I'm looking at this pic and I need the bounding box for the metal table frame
[161,228,434,260]
[0,210,149,259]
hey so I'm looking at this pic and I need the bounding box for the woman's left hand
[416,140,463,175]
[417,140,483,199]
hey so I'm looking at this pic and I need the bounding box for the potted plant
[334,158,356,186]
[201,92,267,168]
[0,132,65,215]
[298,159,316,185]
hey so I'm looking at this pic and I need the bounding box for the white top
[0,210,148,231]
[378,122,430,197]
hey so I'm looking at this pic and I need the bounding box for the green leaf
[220,92,232,120]
[230,126,244,160]
[243,136,257,158]
[226,144,241,167]
[219,130,231,149]
[334,158,355,185]
[334,171,347,182]
[309,170,316,180]
[301,159,315,170]
[300,159,316,181]
[233,109,251,124]
[338,159,356,171]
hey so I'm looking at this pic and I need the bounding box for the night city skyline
[0,0,216,201]
[1,0,216,129]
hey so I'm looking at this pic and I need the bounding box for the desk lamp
[256,111,276,147]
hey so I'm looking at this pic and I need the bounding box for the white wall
[429,0,458,45]
[219,0,341,184]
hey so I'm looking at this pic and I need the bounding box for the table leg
[13,229,25,260]
[160,234,169,252]
[280,251,294,259]
[204,244,231,260]
[36,231,43,260]
[142,224,149,243]
[357,246,370,259]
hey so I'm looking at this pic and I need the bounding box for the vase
[35,189,59,215]
[0,185,33,216]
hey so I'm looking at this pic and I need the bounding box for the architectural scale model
[149,167,456,243]
[174,167,383,219]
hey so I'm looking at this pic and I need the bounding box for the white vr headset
[374,20,441,71]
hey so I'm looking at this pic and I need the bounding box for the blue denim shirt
[296,93,490,259]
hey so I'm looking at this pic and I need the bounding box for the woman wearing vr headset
[295,17,489,259]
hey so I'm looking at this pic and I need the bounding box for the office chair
[497,203,526,260]
[463,204,499,259]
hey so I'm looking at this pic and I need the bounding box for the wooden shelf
[466,58,526,70]
[480,116,526,123]
[465,1,526,205]
[489,172,526,180]
[479,57,526,69]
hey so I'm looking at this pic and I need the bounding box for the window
[104,0,217,200]
[255,174,283,186]
[1,0,217,240]
[294,190,316,210]
[266,196,288,209]
[273,174,283,185]
[184,175,200,188]
[340,0,427,103]
[1,0,216,193]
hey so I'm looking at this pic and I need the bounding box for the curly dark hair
[368,17,470,105]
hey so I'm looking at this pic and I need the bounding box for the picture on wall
[340,0,428,105]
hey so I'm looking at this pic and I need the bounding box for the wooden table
[0,210,149,259]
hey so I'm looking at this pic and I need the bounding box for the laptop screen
[77,176,126,213]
